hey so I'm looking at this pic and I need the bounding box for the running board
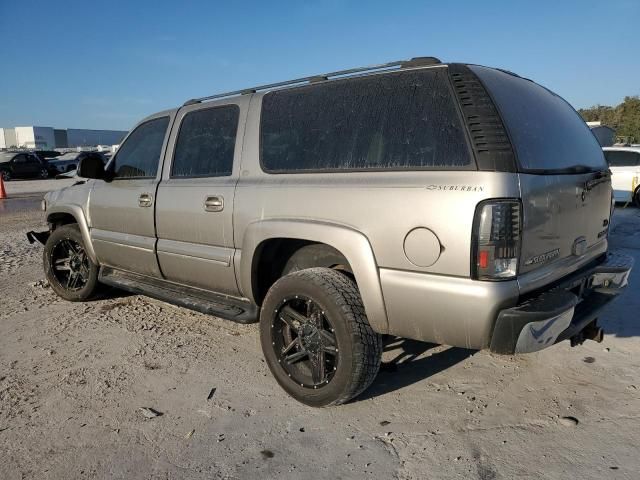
[98,266,258,324]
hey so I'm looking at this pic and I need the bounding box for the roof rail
[183,56,441,106]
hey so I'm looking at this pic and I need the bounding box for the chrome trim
[156,239,231,266]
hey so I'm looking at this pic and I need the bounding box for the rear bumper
[489,251,633,354]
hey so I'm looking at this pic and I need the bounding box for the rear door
[470,66,612,281]
[89,113,173,277]
[154,97,248,296]
[25,154,42,176]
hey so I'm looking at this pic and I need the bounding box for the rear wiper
[561,165,594,174]
[585,169,612,190]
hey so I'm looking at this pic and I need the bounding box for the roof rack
[183,56,442,106]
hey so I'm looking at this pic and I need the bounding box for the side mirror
[77,154,106,180]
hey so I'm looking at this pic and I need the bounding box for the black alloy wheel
[50,237,91,291]
[44,224,99,301]
[260,268,382,407]
[272,295,339,388]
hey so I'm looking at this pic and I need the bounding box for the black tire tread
[272,267,382,405]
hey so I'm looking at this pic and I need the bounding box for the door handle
[138,193,153,208]
[204,195,224,212]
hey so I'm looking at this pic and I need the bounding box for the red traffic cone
[0,176,6,199]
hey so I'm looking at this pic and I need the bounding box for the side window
[260,69,472,172]
[13,154,26,163]
[171,106,239,178]
[112,117,169,179]
[606,151,640,167]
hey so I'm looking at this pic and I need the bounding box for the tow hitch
[26,230,50,245]
[570,320,604,347]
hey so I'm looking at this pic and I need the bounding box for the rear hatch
[470,66,611,276]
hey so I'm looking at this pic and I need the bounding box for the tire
[260,267,382,407]
[1,170,11,181]
[40,167,49,179]
[44,224,99,301]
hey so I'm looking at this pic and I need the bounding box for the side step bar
[99,266,258,324]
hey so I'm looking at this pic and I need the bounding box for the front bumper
[490,251,633,354]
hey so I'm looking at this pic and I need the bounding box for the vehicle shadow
[357,337,474,401]
[601,208,640,338]
[87,286,134,302]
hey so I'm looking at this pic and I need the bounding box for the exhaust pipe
[570,320,604,347]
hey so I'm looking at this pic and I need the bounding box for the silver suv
[30,57,633,406]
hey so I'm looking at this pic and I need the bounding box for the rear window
[470,66,607,173]
[605,150,640,167]
[260,68,472,172]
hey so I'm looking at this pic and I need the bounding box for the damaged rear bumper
[490,251,634,354]
[26,230,50,245]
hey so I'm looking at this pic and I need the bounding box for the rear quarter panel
[234,92,521,280]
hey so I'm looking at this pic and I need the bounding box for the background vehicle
[0,151,52,180]
[603,146,640,205]
[34,58,632,407]
[47,151,105,174]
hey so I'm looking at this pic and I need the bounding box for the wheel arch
[46,205,98,264]
[239,219,389,334]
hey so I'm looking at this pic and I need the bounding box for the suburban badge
[524,248,560,266]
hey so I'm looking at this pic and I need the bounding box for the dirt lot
[1,180,639,479]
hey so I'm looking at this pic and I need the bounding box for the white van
[603,147,640,205]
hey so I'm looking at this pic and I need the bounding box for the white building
[14,126,56,149]
[0,127,17,149]
[0,126,127,149]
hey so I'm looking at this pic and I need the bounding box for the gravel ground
[1,181,639,479]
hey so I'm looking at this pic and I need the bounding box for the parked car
[603,146,640,206]
[30,57,633,406]
[0,151,53,180]
[47,151,105,174]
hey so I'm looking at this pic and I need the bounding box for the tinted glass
[172,106,239,177]
[113,117,169,178]
[471,65,607,173]
[605,150,640,167]
[261,69,471,172]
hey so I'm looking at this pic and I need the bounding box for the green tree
[579,96,640,144]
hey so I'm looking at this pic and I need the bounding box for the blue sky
[0,0,638,131]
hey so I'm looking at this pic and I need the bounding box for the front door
[154,97,249,296]
[11,154,34,177]
[88,113,173,277]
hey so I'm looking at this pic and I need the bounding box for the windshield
[470,65,607,173]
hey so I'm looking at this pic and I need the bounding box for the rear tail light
[472,199,522,280]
